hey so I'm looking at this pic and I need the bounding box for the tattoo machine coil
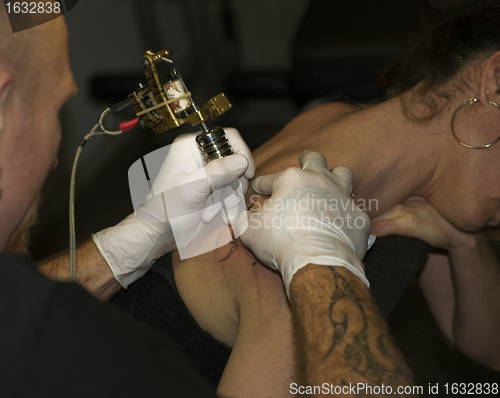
[98,49,234,161]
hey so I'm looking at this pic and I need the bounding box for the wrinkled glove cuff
[283,240,369,298]
[92,212,175,288]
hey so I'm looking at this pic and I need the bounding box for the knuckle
[224,127,240,140]
[361,212,371,224]
[333,165,353,180]
[406,212,418,225]
[355,211,371,228]
[301,150,327,168]
[173,133,196,143]
[299,149,315,158]
[283,166,303,180]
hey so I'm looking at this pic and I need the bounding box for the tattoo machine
[99,48,234,161]
[70,49,238,280]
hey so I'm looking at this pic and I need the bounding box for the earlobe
[0,71,13,134]
[480,50,500,106]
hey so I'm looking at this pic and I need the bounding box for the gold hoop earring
[451,98,500,149]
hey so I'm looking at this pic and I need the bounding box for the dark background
[29,0,500,394]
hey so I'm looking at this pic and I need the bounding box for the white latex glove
[238,150,371,296]
[93,128,255,288]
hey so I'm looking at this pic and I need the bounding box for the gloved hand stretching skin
[239,149,371,296]
[93,128,255,288]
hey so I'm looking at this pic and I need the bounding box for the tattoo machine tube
[196,126,242,198]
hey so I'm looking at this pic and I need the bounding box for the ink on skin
[218,201,259,263]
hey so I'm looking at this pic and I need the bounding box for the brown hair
[380,3,500,120]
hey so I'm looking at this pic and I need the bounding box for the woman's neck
[332,97,446,217]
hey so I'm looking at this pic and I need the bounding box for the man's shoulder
[0,253,55,290]
[0,253,61,313]
[0,253,62,394]
[0,252,65,327]
[0,253,217,397]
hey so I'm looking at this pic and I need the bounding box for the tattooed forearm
[325,267,360,357]
[377,334,390,359]
[328,267,412,389]
[290,264,417,397]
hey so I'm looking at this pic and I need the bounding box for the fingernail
[367,235,376,250]
[250,178,262,194]
[298,149,314,165]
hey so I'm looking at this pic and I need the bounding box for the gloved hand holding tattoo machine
[93,128,254,288]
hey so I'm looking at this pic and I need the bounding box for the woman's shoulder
[252,101,369,175]
[302,101,367,120]
[279,101,365,138]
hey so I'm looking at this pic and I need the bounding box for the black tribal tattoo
[325,267,413,395]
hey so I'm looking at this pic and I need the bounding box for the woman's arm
[215,261,295,398]
[372,197,500,370]
[419,236,500,370]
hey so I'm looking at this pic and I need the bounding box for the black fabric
[290,0,421,104]
[111,255,232,387]
[365,235,431,321]
[0,253,216,398]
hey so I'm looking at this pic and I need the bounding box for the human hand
[93,128,254,288]
[142,128,254,244]
[370,196,471,250]
[238,149,371,295]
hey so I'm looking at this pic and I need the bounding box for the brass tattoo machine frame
[99,49,235,161]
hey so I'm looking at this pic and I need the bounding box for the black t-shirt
[111,255,232,387]
[0,253,216,398]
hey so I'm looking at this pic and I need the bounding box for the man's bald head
[0,6,68,100]
[0,8,33,75]
[0,7,74,251]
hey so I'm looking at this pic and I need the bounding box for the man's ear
[0,71,12,134]
[479,50,500,106]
